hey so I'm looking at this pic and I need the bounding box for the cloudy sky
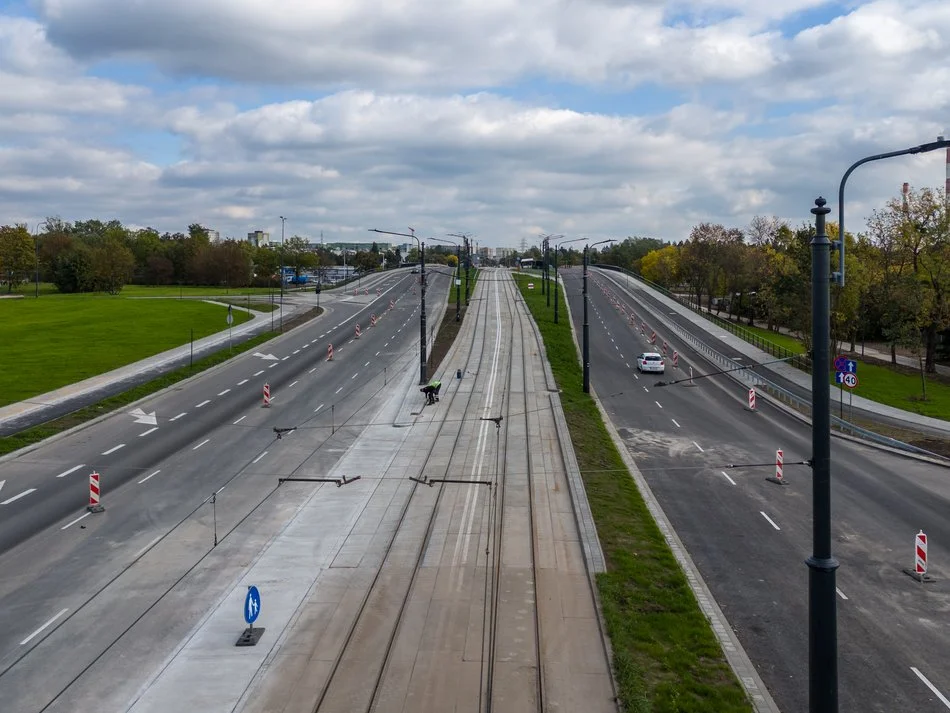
[1,0,948,248]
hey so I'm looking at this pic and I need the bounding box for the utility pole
[279,216,286,332]
[448,232,474,306]
[583,239,614,393]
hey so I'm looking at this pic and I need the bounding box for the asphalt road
[562,267,950,712]
[0,268,451,713]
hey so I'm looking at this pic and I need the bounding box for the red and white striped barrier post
[363,289,368,295]
[88,471,104,513]
[355,323,362,339]
[905,531,934,582]
[376,288,380,296]
[327,343,334,361]
[662,340,668,355]
[747,387,757,412]
[650,331,657,344]
[371,314,377,327]
[673,351,679,368]
[640,322,645,334]
[389,299,394,310]
[263,383,271,408]
[767,448,786,485]
[353,289,357,296]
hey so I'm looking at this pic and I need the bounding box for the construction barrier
[662,340,668,355]
[389,299,394,310]
[650,331,657,344]
[673,351,679,368]
[748,387,757,411]
[376,288,380,296]
[916,531,928,575]
[355,323,362,339]
[88,471,104,513]
[371,314,377,327]
[767,448,786,485]
[263,383,271,408]
[327,344,334,361]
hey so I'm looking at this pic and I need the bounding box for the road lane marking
[61,512,90,530]
[0,479,4,494]
[195,400,211,408]
[720,471,736,485]
[133,535,163,559]
[302,343,309,349]
[293,349,300,354]
[281,356,290,361]
[375,351,380,357]
[56,464,85,479]
[319,333,325,338]
[20,608,68,646]
[911,667,950,708]
[671,419,681,428]
[289,380,299,387]
[309,368,316,374]
[237,379,249,385]
[655,400,663,409]
[348,339,354,344]
[836,587,848,600]
[633,373,638,379]
[233,415,247,425]
[385,342,389,347]
[138,469,161,484]
[193,439,210,450]
[335,387,343,394]
[760,512,781,530]
[254,370,265,376]
[138,427,158,437]
[351,373,358,379]
[642,386,648,392]
[269,363,278,368]
[315,403,324,412]
[252,451,268,464]
[101,444,126,455]
[170,412,186,421]
[693,441,704,452]
[364,361,370,367]
[2,488,36,505]
[218,389,231,396]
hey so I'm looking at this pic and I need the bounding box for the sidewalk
[598,269,950,437]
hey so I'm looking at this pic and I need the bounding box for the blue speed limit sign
[842,373,858,389]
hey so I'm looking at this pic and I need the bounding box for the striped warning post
[371,314,377,327]
[355,323,362,339]
[263,383,271,408]
[327,343,334,361]
[662,340,668,355]
[673,351,679,368]
[650,331,657,344]
[389,299,394,310]
[916,531,928,575]
[88,471,105,512]
[748,387,757,411]
[767,448,786,485]
[376,288,380,296]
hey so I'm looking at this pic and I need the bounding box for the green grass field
[514,274,752,712]
[0,296,251,407]
[736,323,807,354]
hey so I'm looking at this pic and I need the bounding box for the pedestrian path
[598,269,950,436]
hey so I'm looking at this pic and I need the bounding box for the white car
[637,352,665,373]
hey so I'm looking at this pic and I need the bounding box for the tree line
[588,186,950,374]
[0,219,459,295]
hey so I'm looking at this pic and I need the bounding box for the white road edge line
[720,471,737,485]
[61,512,90,530]
[911,667,950,708]
[20,608,69,646]
[101,444,126,455]
[252,451,268,464]
[2,488,37,505]
[233,415,247,425]
[56,464,85,479]
[133,535,163,560]
[760,511,781,530]
[836,587,848,600]
[138,469,161,484]
[693,441,705,452]
[138,427,158,437]
[193,439,210,450]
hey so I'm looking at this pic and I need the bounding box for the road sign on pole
[236,585,265,646]
[835,372,859,389]
[834,355,858,373]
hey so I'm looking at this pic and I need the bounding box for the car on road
[636,352,665,373]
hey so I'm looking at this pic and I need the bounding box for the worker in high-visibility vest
[420,379,442,405]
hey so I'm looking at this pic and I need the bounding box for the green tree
[0,225,36,293]
[90,238,135,294]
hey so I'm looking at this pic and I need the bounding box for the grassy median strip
[0,308,322,458]
[514,275,752,713]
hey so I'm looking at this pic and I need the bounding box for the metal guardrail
[596,266,950,462]
[595,264,812,372]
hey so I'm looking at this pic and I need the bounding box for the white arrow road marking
[128,408,158,426]
[252,352,279,361]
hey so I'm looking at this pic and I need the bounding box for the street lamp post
[583,239,615,393]
[553,237,583,325]
[836,136,950,286]
[431,236,461,321]
[371,227,427,384]
[448,232,473,305]
[279,216,286,332]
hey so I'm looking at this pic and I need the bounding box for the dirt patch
[427,303,471,376]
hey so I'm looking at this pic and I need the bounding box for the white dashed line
[195,400,211,408]
[252,451,268,464]
[138,427,158,437]
[101,444,126,455]
[633,373,639,380]
[911,667,950,708]
[655,401,663,409]
[315,404,324,412]
[302,343,308,349]
[642,386,648,392]
[233,415,247,425]
[20,608,68,646]
[218,389,231,396]
[720,471,737,485]
[836,587,849,600]
[269,363,278,368]
[760,512,781,530]
[693,441,704,453]
[625,363,630,368]
[293,349,300,354]
[289,380,298,387]
[364,361,370,367]
[351,373,359,380]
[56,464,84,479]
[335,387,343,394]
[671,419,681,428]
[281,356,290,361]
[385,343,389,347]
[237,379,249,386]
[193,439,210,450]
[2,488,36,505]
[61,512,90,530]
[375,351,380,357]
[170,412,186,422]
[138,469,161,484]
[254,370,265,376]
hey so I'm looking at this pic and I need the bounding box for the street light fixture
[540,233,562,307]
[431,236,461,322]
[279,216,286,332]
[447,232,474,305]
[836,136,950,286]
[552,237,584,325]
[583,239,615,393]
[370,227,427,384]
